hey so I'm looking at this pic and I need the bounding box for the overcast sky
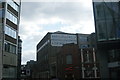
[19,0,95,64]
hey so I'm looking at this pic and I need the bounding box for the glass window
[66,54,72,64]
[106,20,116,40]
[104,2,113,19]
[96,3,105,20]
[0,9,4,18]
[7,0,19,11]
[116,49,120,61]
[6,11,18,24]
[111,2,119,18]
[116,20,120,39]
[97,21,107,41]
[80,44,88,48]
[83,53,89,63]
[10,44,13,53]
[12,45,16,54]
[79,36,88,42]
[3,67,16,78]
[4,42,9,52]
[108,50,115,62]
[4,41,16,54]
[5,25,17,39]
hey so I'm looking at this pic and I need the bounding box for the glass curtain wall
[93,1,120,41]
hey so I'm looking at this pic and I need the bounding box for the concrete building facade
[93,0,120,79]
[0,0,21,79]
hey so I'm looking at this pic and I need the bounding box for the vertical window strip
[5,25,17,39]
[6,11,18,24]
[7,0,19,11]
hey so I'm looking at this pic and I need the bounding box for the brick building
[57,43,100,80]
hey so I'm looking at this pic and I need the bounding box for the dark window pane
[66,54,72,64]
[106,20,116,40]
[95,2,105,20]
[97,21,107,41]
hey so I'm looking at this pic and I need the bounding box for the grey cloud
[22,51,36,64]
[20,1,94,64]
[21,2,93,22]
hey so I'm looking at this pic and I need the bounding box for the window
[5,25,17,39]
[3,67,16,78]
[116,49,120,61]
[106,20,116,40]
[79,36,88,42]
[84,70,94,78]
[0,9,5,18]
[111,2,119,18]
[66,54,72,64]
[108,49,120,62]
[104,2,113,19]
[84,53,90,63]
[4,41,16,54]
[108,49,116,62]
[7,0,19,11]
[96,3,105,20]
[97,21,107,41]
[116,20,120,39]
[80,44,88,48]
[6,11,18,24]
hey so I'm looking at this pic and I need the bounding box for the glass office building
[0,0,21,79]
[93,1,120,41]
[93,0,120,79]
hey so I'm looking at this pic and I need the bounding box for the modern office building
[36,31,91,78]
[93,0,120,79]
[0,0,21,79]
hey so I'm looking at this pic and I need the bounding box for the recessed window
[66,54,72,64]
[4,41,16,54]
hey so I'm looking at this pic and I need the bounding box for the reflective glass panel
[106,20,116,40]
[7,0,19,11]
[97,21,107,41]
[5,25,17,39]
[6,11,18,24]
